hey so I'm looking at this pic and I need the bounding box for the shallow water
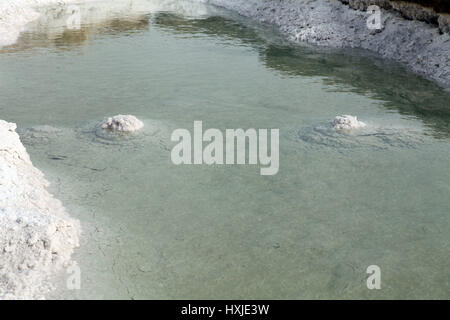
[1,0,449,299]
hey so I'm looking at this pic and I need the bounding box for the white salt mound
[0,120,80,299]
[101,115,144,132]
[332,115,366,130]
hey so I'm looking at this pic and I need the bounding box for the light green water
[1,0,449,299]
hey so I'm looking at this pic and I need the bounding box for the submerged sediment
[0,120,80,299]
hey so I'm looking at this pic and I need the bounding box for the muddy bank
[0,120,80,299]
[201,0,450,89]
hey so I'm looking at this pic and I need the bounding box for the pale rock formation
[0,120,80,299]
[438,14,450,34]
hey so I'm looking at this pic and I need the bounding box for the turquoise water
[0,0,449,299]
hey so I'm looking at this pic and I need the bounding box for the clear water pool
[0,0,449,299]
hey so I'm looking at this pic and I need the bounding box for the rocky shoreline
[340,1,450,34]
[0,120,80,299]
[1,1,449,88]
[202,0,450,89]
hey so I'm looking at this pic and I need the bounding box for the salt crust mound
[0,120,80,299]
[332,115,367,130]
[101,115,144,132]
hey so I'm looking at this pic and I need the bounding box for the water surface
[0,0,449,299]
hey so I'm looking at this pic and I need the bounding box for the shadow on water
[152,12,450,139]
